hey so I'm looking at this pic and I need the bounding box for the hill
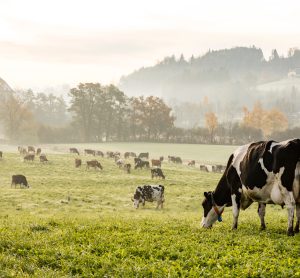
[119,47,300,102]
[0,77,14,99]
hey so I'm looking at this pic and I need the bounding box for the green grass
[0,147,299,277]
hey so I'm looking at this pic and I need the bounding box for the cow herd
[3,139,300,236]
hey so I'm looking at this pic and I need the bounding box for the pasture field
[0,145,299,277]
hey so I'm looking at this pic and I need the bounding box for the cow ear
[204,192,209,198]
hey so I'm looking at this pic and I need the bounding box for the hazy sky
[1,0,300,90]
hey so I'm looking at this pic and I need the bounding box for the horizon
[1,0,300,91]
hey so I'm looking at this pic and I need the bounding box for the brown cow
[36,148,42,156]
[151,159,161,168]
[75,158,82,168]
[39,154,48,163]
[28,146,35,153]
[86,160,103,170]
[124,163,131,174]
[188,160,195,166]
[84,149,96,156]
[70,148,80,155]
[24,154,35,162]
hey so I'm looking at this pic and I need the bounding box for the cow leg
[285,191,295,236]
[294,203,300,233]
[257,203,266,230]
[231,193,241,229]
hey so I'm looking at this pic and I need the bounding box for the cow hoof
[260,225,266,231]
[287,230,294,236]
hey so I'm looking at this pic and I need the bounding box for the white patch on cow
[258,158,270,175]
[269,142,280,153]
[238,188,242,193]
[232,144,250,176]
[201,204,226,228]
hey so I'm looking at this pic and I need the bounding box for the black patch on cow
[239,141,271,190]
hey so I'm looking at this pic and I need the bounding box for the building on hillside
[288,68,300,78]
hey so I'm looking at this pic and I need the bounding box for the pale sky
[1,0,300,90]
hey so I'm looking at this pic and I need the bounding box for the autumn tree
[0,94,36,142]
[205,112,218,143]
[242,102,288,138]
[69,83,101,141]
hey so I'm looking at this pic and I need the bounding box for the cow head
[201,191,225,228]
[132,187,144,209]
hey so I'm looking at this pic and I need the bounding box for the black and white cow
[201,139,300,236]
[132,185,165,209]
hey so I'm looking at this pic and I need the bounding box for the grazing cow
[212,164,225,173]
[107,151,114,158]
[134,157,142,165]
[36,148,42,156]
[11,175,29,188]
[132,185,165,209]
[84,149,96,156]
[151,159,161,168]
[138,152,149,159]
[188,160,195,166]
[86,160,103,170]
[70,148,80,155]
[116,159,124,168]
[39,154,49,163]
[24,154,35,162]
[175,157,182,164]
[200,165,209,172]
[135,160,150,170]
[124,163,131,174]
[28,146,35,153]
[96,150,104,157]
[75,158,82,168]
[124,152,136,158]
[201,139,300,236]
[168,155,176,163]
[151,168,165,179]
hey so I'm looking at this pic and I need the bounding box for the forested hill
[0,77,14,99]
[119,47,300,101]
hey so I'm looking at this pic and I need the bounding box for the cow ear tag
[217,215,223,222]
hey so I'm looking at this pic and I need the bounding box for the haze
[1,0,300,90]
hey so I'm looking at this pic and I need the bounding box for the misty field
[0,145,299,277]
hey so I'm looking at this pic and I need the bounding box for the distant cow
[124,163,131,174]
[138,152,149,159]
[175,157,182,164]
[151,168,165,179]
[84,149,96,156]
[28,146,35,153]
[132,185,165,209]
[124,152,136,159]
[24,154,35,162]
[96,151,104,157]
[200,165,209,172]
[134,157,142,165]
[151,159,161,168]
[39,154,49,163]
[160,156,164,162]
[135,160,150,170]
[11,175,29,188]
[213,164,226,173]
[86,160,103,170]
[188,160,195,166]
[116,159,124,168]
[168,156,176,163]
[107,151,114,158]
[70,148,80,155]
[36,148,42,156]
[75,158,82,168]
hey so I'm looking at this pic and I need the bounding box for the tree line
[0,82,296,145]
